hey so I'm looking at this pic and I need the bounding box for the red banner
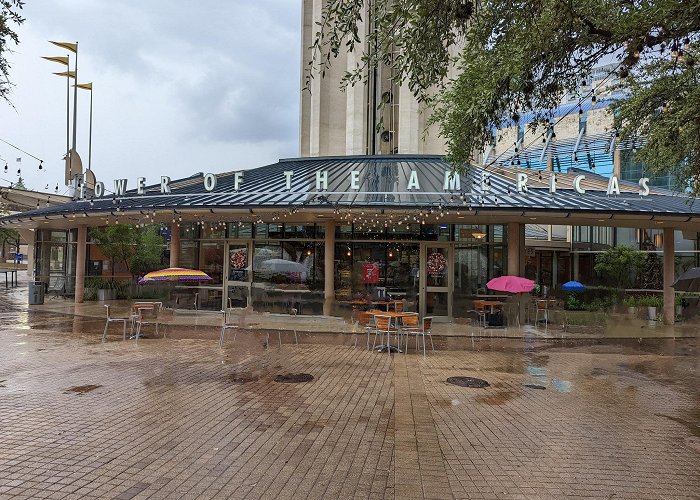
[362,262,380,284]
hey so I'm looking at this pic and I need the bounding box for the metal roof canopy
[1,155,699,230]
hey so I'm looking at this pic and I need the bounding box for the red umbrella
[486,276,535,293]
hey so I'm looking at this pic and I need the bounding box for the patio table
[367,310,416,353]
[0,269,18,288]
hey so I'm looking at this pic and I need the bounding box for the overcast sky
[0,1,301,196]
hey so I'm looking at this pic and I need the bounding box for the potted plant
[622,295,638,316]
[638,295,663,321]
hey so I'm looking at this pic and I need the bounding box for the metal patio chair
[220,310,240,347]
[102,305,129,342]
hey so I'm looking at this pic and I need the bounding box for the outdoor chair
[409,316,434,357]
[132,302,162,342]
[397,313,420,351]
[102,305,129,342]
[392,301,404,313]
[372,315,398,357]
[535,299,554,330]
[219,310,240,347]
[470,300,487,328]
[354,311,375,350]
[47,276,66,300]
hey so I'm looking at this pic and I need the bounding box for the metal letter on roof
[94,181,105,198]
[573,175,586,194]
[316,170,328,191]
[137,177,146,195]
[160,176,171,194]
[284,171,294,190]
[350,170,360,190]
[549,173,557,193]
[204,173,217,192]
[516,173,528,193]
[407,170,420,190]
[606,176,620,196]
[234,172,244,191]
[443,171,460,191]
[639,177,650,197]
[114,179,128,196]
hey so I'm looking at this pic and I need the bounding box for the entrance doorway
[420,243,452,321]
[225,241,252,310]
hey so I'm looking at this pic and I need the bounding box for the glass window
[388,223,421,240]
[422,224,451,241]
[201,224,226,239]
[335,225,353,240]
[179,241,198,269]
[227,222,252,239]
[200,242,224,285]
[284,224,315,239]
[455,225,488,243]
[179,223,199,239]
[591,227,613,250]
[616,227,638,248]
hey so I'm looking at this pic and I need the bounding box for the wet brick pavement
[0,305,698,498]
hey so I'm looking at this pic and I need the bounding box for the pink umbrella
[486,276,535,293]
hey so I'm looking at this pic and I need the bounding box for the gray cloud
[0,0,300,193]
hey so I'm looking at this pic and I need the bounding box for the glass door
[420,243,452,321]
[224,241,252,310]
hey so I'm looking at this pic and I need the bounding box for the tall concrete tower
[299,0,447,157]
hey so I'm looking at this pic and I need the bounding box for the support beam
[169,223,180,268]
[613,148,621,178]
[663,227,675,325]
[324,221,335,316]
[16,229,35,278]
[507,222,521,276]
[75,225,87,303]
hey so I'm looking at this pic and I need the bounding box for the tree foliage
[90,225,164,278]
[0,1,25,103]
[593,245,645,289]
[309,0,700,191]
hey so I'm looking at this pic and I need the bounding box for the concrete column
[169,223,180,268]
[323,221,335,316]
[17,229,35,277]
[663,227,675,325]
[74,225,87,303]
[507,222,521,276]
[518,223,527,276]
[613,148,621,178]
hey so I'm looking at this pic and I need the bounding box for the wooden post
[74,225,87,303]
[324,221,335,316]
[170,223,180,268]
[663,227,675,325]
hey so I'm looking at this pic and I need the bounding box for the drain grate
[447,376,489,388]
[523,384,546,390]
[275,373,314,384]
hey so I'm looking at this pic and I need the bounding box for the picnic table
[0,269,18,288]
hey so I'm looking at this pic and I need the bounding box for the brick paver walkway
[0,313,698,499]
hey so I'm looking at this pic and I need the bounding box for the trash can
[29,281,44,305]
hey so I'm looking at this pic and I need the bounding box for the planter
[676,305,683,317]
[647,306,657,321]
[97,289,117,301]
[627,306,638,317]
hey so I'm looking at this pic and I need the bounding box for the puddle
[524,384,546,390]
[551,378,572,393]
[64,384,102,395]
[275,373,314,383]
